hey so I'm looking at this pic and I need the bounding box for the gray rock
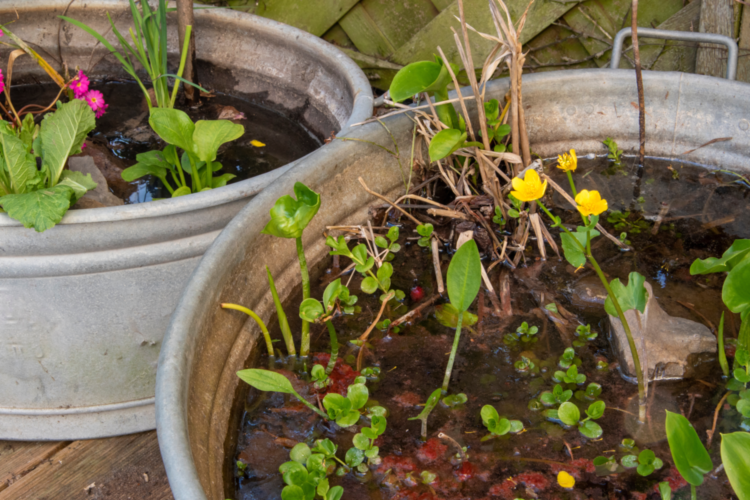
[608,282,716,382]
[568,275,608,310]
[68,156,124,208]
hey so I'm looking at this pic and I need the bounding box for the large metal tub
[155,68,750,500]
[0,1,372,440]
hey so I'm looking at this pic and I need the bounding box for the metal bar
[610,27,738,80]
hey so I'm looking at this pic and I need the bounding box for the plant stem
[538,201,646,422]
[291,387,328,419]
[221,303,275,358]
[170,24,192,108]
[297,237,311,357]
[324,320,339,376]
[442,312,464,393]
[718,312,729,377]
[691,484,696,500]
[187,153,202,191]
[266,267,296,357]
[566,170,578,197]
[176,0,198,104]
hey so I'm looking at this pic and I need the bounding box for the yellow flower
[575,189,608,217]
[557,471,575,489]
[510,169,548,202]
[557,149,578,172]
[557,149,577,172]
[250,140,266,147]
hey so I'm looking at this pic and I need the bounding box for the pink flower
[95,103,108,119]
[70,70,89,99]
[84,90,106,117]
[0,29,4,37]
[0,69,4,94]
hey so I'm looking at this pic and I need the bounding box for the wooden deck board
[0,431,172,500]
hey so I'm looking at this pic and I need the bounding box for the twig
[438,432,466,460]
[632,0,646,166]
[431,238,445,294]
[359,177,421,225]
[357,291,394,370]
[707,392,729,448]
[389,293,442,331]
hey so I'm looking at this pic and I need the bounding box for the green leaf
[39,100,96,187]
[377,262,393,281]
[723,258,750,318]
[605,272,648,316]
[0,185,74,232]
[172,186,191,197]
[299,298,324,323]
[352,433,370,450]
[409,388,442,423]
[18,113,38,154]
[326,486,344,500]
[121,160,169,182]
[621,455,638,468]
[290,443,311,464]
[336,410,360,428]
[442,393,467,407]
[586,401,606,420]
[721,432,750,500]
[509,420,524,433]
[435,303,478,329]
[58,170,97,202]
[347,383,369,410]
[361,277,379,294]
[262,182,321,239]
[579,420,603,439]
[281,485,305,500]
[484,99,499,120]
[447,239,481,312]
[149,108,195,152]
[560,229,599,268]
[691,240,750,275]
[237,369,302,398]
[0,130,37,194]
[212,173,236,189]
[494,124,511,140]
[429,129,467,161]
[558,402,580,426]
[345,447,364,467]
[665,411,713,486]
[322,279,343,312]
[192,120,244,163]
[658,482,672,500]
[637,463,655,476]
[375,236,388,248]
[390,61,447,102]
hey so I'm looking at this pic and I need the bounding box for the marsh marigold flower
[510,169,547,202]
[575,189,608,217]
[70,70,89,99]
[557,471,575,489]
[557,149,577,172]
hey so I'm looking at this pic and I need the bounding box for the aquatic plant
[553,400,606,439]
[573,324,597,346]
[603,137,623,169]
[665,411,713,500]
[321,382,370,428]
[122,109,244,196]
[517,156,650,422]
[416,223,434,247]
[348,413,387,470]
[62,0,205,109]
[503,321,538,346]
[280,440,345,500]
[480,405,524,440]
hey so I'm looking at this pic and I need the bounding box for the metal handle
[610,27,738,80]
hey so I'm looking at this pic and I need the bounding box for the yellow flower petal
[250,140,266,147]
[575,189,608,217]
[557,149,577,172]
[510,169,547,202]
[557,471,575,489]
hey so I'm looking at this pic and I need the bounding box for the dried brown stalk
[632,0,646,166]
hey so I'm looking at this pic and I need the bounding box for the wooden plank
[0,441,70,492]
[431,0,454,11]
[696,0,734,77]
[339,3,396,57]
[254,0,360,37]
[391,0,586,67]
[523,22,600,74]
[322,24,356,49]
[738,4,750,82]
[359,0,440,52]
[0,432,172,500]
[648,0,702,73]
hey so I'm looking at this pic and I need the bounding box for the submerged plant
[348,414,387,470]
[573,324,597,346]
[280,440,344,500]
[551,400,606,439]
[480,405,523,440]
[503,321,538,346]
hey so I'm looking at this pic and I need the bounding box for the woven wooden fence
[199,0,749,90]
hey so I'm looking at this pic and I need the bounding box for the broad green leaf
[345,447,364,467]
[484,99,499,120]
[447,239,481,312]
[435,303,478,329]
[281,485,305,500]
[560,229,600,268]
[605,272,648,316]
[347,383,369,410]
[723,258,750,318]
[299,298,324,322]
[429,129,467,161]
[58,170,97,202]
[290,443,311,464]
[665,411,712,486]
[658,482,672,500]
[0,130,37,194]
[639,449,656,465]
[193,120,244,163]
[172,186,191,197]
[316,478,329,497]
[336,410,360,427]
[327,486,344,500]
[509,420,524,433]
[361,277,379,294]
[211,173,236,189]
[262,182,321,239]
[323,279,343,311]
[237,369,296,394]
[18,113,38,153]
[721,432,750,500]
[586,400,606,420]
[390,61,445,102]
[579,420,603,439]
[149,108,195,152]
[39,99,95,186]
[0,185,74,232]
[558,402,580,426]
[121,161,168,182]
[352,433,370,450]
[442,393,467,407]
[377,262,393,281]
[637,463,655,476]
[690,240,750,275]
[481,405,500,429]
[621,455,638,468]
[323,393,351,415]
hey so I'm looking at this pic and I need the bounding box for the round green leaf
[587,400,606,420]
[352,433,370,450]
[621,455,638,468]
[345,447,364,467]
[558,402,580,426]
[637,463,655,477]
[361,276,379,294]
[299,298,324,322]
[290,443,311,464]
[579,420,603,439]
[261,182,321,239]
[336,410,361,428]
[281,484,305,500]
[327,486,344,500]
[347,383,369,410]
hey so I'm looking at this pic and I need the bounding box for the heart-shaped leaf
[262,182,321,239]
[605,272,648,316]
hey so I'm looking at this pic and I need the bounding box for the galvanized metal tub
[0,0,372,440]
[155,68,750,500]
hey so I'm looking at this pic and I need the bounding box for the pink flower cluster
[70,70,108,118]
[0,69,5,94]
